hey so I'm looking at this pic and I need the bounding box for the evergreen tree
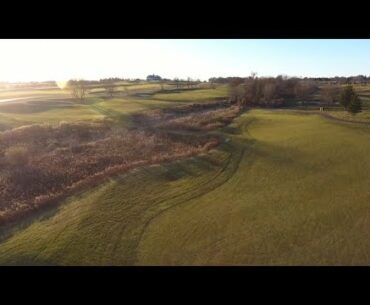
[339,85,354,110]
[339,85,362,114]
[348,94,362,115]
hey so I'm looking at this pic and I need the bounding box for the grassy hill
[1,109,370,265]
[0,84,226,129]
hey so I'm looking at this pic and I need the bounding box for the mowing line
[133,138,252,264]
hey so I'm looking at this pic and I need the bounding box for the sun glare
[56,80,68,89]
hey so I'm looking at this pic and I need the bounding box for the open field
[1,109,370,265]
[152,86,228,102]
[0,85,217,130]
[0,89,67,100]
[88,82,176,94]
[0,83,239,228]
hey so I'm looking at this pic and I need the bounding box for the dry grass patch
[132,100,241,131]
[0,121,219,225]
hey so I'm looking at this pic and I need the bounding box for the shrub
[4,145,30,167]
[0,124,51,146]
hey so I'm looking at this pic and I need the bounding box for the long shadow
[0,201,64,244]
[1,256,60,266]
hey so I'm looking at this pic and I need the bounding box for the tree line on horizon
[64,75,204,101]
[228,74,318,107]
[227,74,362,114]
[62,74,363,115]
[209,74,370,85]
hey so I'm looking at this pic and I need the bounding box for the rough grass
[326,110,370,123]
[132,100,240,131]
[159,106,240,131]
[0,120,219,226]
[2,110,370,265]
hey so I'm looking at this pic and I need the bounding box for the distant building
[146,74,162,81]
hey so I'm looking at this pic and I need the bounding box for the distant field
[96,97,174,114]
[2,110,370,265]
[0,85,221,129]
[153,86,228,102]
[89,82,176,94]
[0,89,67,100]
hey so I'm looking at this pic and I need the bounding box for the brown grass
[132,100,241,131]
[158,106,241,131]
[0,100,240,226]
[0,123,218,225]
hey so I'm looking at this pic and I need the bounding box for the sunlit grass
[96,98,174,113]
[0,105,105,125]
[2,110,370,265]
[0,89,67,99]
[153,86,228,102]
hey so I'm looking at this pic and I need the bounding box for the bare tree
[250,72,258,79]
[320,85,340,105]
[187,77,192,88]
[67,80,89,102]
[229,76,318,108]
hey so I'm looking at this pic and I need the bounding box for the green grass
[136,111,370,265]
[89,82,177,93]
[0,89,68,100]
[0,97,172,128]
[0,86,227,128]
[96,97,174,113]
[153,86,228,102]
[0,103,105,126]
[2,109,370,265]
[0,147,234,265]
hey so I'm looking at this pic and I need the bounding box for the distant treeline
[227,75,364,114]
[229,75,318,107]
[209,75,370,85]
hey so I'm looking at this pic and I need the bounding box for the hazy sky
[0,39,370,82]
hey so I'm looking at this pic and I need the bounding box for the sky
[0,39,370,82]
